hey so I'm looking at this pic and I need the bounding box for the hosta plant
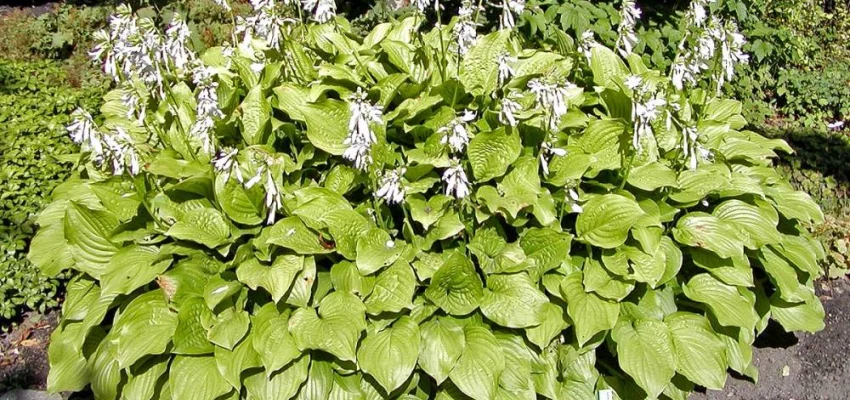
[32,0,826,399]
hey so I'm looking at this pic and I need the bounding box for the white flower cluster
[376,167,407,204]
[671,2,749,91]
[235,0,297,49]
[681,126,713,170]
[90,5,195,95]
[453,0,480,56]
[67,109,142,176]
[615,0,641,58]
[439,109,476,199]
[190,65,225,154]
[499,0,526,30]
[302,0,336,24]
[528,79,574,131]
[443,158,471,199]
[627,76,667,152]
[414,0,432,12]
[214,149,283,224]
[577,31,599,62]
[344,88,384,170]
[497,52,516,87]
[440,110,476,153]
[500,97,522,127]
[565,187,583,213]
[539,140,567,176]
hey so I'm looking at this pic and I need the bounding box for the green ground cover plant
[24,0,829,399]
[0,60,104,321]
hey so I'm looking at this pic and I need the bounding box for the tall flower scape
[42,1,826,399]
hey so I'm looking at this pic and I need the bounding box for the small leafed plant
[31,0,827,399]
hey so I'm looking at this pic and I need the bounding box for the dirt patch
[0,311,57,393]
[690,278,850,400]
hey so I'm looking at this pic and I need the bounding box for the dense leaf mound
[31,2,826,399]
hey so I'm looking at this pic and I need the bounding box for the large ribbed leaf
[64,202,119,278]
[576,194,645,249]
[713,199,781,249]
[301,99,350,156]
[364,261,416,315]
[480,272,548,328]
[425,252,484,316]
[612,319,676,399]
[252,304,302,375]
[240,85,271,145]
[244,356,309,400]
[418,317,465,384]
[289,292,367,362]
[666,312,728,390]
[560,272,619,346]
[448,324,505,400]
[357,317,420,393]
[467,128,521,182]
[673,212,744,259]
[111,291,178,369]
[683,274,758,330]
[237,255,304,303]
[459,30,510,95]
[169,355,232,400]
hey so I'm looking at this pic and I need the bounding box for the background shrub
[0,60,104,321]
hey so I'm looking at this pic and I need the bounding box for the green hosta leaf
[627,163,678,191]
[460,30,510,96]
[65,202,119,278]
[559,272,619,346]
[215,335,262,389]
[123,356,169,400]
[296,358,334,400]
[673,212,743,259]
[448,324,506,400]
[690,249,754,288]
[101,245,171,296]
[203,274,242,310]
[419,317,466,384]
[208,308,250,350]
[407,194,451,230]
[46,323,89,392]
[665,312,728,390]
[583,257,635,301]
[769,291,825,333]
[365,261,416,315]
[331,261,375,296]
[173,297,215,355]
[576,194,645,249]
[252,304,302,375]
[590,46,628,88]
[169,355,232,400]
[237,255,304,303]
[480,272,548,328]
[111,291,178,369]
[358,316,420,393]
[578,119,624,155]
[758,246,810,303]
[241,85,271,145]
[713,199,781,249]
[30,221,73,277]
[683,274,758,330]
[467,128,521,182]
[166,208,232,249]
[777,235,821,276]
[325,209,372,259]
[290,292,367,362]
[494,333,535,395]
[356,228,404,275]
[244,356,310,400]
[520,228,572,274]
[612,319,676,399]
[301,99,350,156]
[425,252,484,316]
[216,173,263,225]
[525,301,569,349]
[765,184,825,224]
[262,216,333,255]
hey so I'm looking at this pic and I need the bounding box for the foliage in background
[31,1,827,399]
[0,60,105,321]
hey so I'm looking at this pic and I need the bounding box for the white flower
[828,121,845,130]
[632,95,666,151]
[236,0,296,49]
[577,31,598,62]
[376,167,407,205]
[615,0,641,57]
[454,0,480,56]
[344,88,383,170]
[213,0,231,10]
[263,168,282,224]
[540,141,567,176]
[67,109,102,156]
[566,187,583,213]
[689,0,715,28]
[497,52,516,86]
[386,240,396,248]
[528,79,574,131]
[163,20,194,72]
[624,75,642,90]
[245,166,265,188]
[214,147,243,181]
[439,110,476,153]
[190,64,225,154]
[302,0,336,23]
[443,158,471,199]
[101,127,141,176]
[499,0,525,30]
[414,0,433,12]
[500,97,522,127]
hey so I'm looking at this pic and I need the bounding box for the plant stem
[618,151,636,190]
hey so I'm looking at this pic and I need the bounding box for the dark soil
[0,311,58,393]
[690,278,850,400]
